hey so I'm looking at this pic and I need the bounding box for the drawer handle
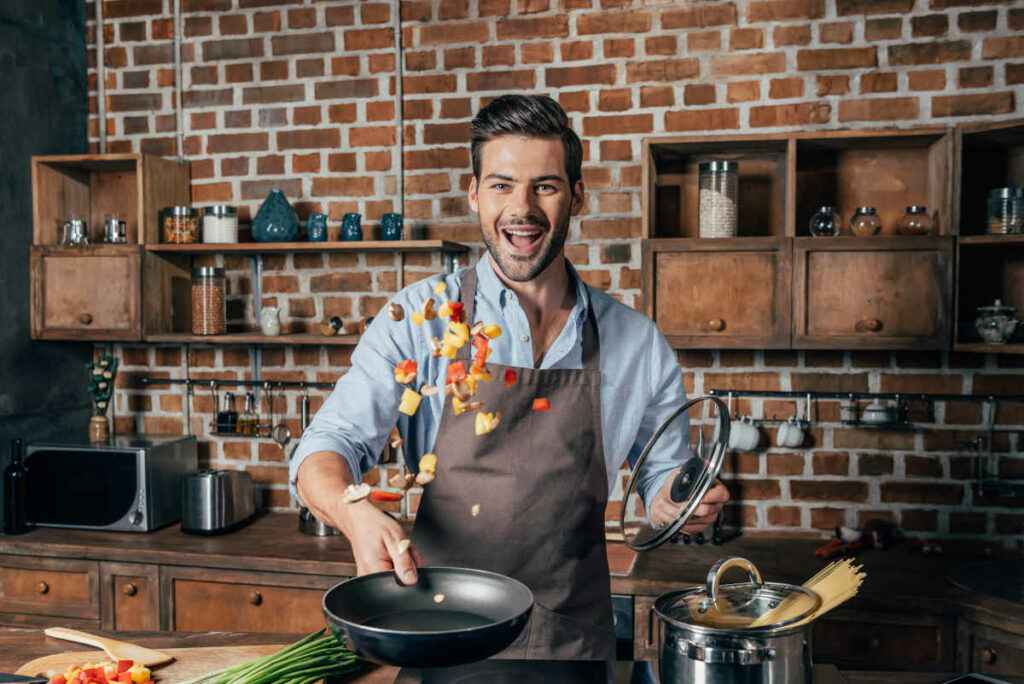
[981,647,997,665]
[706,318,726,332]
[37,581,49,595]
[79,313,94,325]
[857,318,882,333]
[122,583,138,597]
[249,591,263,606]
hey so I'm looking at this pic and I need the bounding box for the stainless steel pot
[655,558,820,684]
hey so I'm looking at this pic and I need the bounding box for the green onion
[191,629,361,684]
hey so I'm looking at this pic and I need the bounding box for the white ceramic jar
[203,205,239,243]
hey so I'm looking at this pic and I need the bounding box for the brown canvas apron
[411,266,616,660]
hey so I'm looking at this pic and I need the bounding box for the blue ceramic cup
[307,213,328,242]
[381,212,403,241]
[341,213,363,241]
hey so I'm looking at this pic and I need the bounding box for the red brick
[626,58,700,83]
[242,85,304,105]
[240,179,301,200]
[109,93,162,112]
[960,65,993,87]
[262,274,299,294]
[422,122,468,145]
[860,72,898,93]
[582,114,652,136]
[791,480,867,502]
[730,28,764,50]
[547,64,617,87]
[1011,7,1024,30]
[839,97,918,122]
[482,45,514,67]
[750,102,831,127]
[1008,63,1024,86]
[598,89,633,111]
[311,176,376,197]
[291,153,320,174]
[809,508,847,529]
[723,478,782,500]
[403,148,469,170]
[912,14,949,38]
[798,47,877,70]
[256,155,284,175]
[405,173,451,195]
[858,453,893,475]
[398,2,429,22]
[644,36,677,56]
[727,81,761,102]
[310,272,373,292]
[207,133,268,154]
[906,455,943,478]
[439,0,471,19]
[639,86,674,107]
[577,9,652,34]
[889,40,971,65]
[522,42,553,64]
[687,30,721,52]
[203,38,263,61]
[343,27,395,50]
[747,0,824,22]
[957,10,996,31]
[467,69,534,91]
[443,47,475,70]
[932,92,1014,117]
[983,36,1024,60]
[104,0,163,18]
[327,153,357,173]
[277,128,340,150]
[774,24,811,46]
[901,509,937,532]
[768,506,802,527]
[767,452,805,475]
[712,52,786,76]
[604,38,635,58]
[812,452,850,475]
[684,84,716,105]
[561,41,594,61]
[360,2,391,23]
[881,482,963,505]
[495,15,567,40]
[820,21,854,44]
[403,74,458,95]
[315,79,378,100]
[579,218,641,239]
[769,77,804,99]
[517,0,549,13]
[558,91,590,113]
[405,50,436,72]
[666,107,740,131]
[219,156,248,176]
[865,17,902,41]
[662,3,737,29]
[224,64,253,84]
[837,0,913,12]
[908,69,946,91]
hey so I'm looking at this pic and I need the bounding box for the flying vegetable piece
[483,324,503,339]
[471,503,481,517]
[415,470,435,485]
[532,398,551,412]
[388,302,405,321]
[446,360,467,384]
[452,396,483,416]
[420,384,440,397]
[438,301,452,319]
[389,472,416,490]
[434,280,446,296]
[475,411,501,436]
[423,298,437,321]
[471,335,491,370]
[394,359,418,385]
[504,369,518,387]
[398,388,423,416]
[441,343,458,359]
[343,483,371,503]
[428,336,444,357]
[371,489,403,502]
[419,453,438,474]
[448,301,465,323]
[470,365,492,384]
[411,311,425,326]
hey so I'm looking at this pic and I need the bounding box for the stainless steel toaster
[181,469,257,535]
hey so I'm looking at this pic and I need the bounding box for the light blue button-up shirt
[289,257,691,513]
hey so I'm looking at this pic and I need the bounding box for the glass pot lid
[977,299,1015,315]
[656,557,822,632]
[618,395,730,552]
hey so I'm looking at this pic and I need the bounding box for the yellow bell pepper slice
[475,411,501,436]
[434,280,446,295]
[411,311,425,326]
[420,453,438,474]
[483,324,503,339]
[398,388,423,416]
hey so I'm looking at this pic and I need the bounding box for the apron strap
[458,262,601,370]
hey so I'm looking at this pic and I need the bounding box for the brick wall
[87,0,1024,545]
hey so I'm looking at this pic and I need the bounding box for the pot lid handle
[618,394,730,551]
[708,557,763,611]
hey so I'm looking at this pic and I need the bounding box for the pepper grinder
[4,439,30,535]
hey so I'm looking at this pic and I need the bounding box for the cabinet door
[961,620,1024,678]
[31,245,141,341]
[100,562,160,631]
[643,238,792,348]
[813,610,955,671]
[163,567,342,634]
[0,555,99,622]
[793,236,953,349]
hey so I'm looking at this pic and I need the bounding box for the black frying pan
[322,567,533,668]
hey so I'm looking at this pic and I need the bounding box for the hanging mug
[341,213,363,241]
[776,418,806,448]
[381,212,403,241]
[260,306,281,336]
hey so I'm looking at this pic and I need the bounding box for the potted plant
[87,354,118,442]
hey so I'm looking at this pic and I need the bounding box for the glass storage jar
[987,187,1024,235]
[163,206,199,244]
[202,205,238,243]
[698,161,738,238]
[897,205,932,236]
[809,205,839,237]
[191,267,226,336]
[849,206,881,236]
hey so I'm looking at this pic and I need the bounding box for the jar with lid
[897,205,933,236]
[698,161,738,238]
[191,267,226,336]
[987,187,1024,235]
[808,206,839,237]
[162,206,199,244]
[202,205,238,243]
[849,206,881,236]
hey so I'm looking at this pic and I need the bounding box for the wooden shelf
[144,332,361,346]
[955,343,1024,354]
[145,240,470,255]
[957,234,1024,245]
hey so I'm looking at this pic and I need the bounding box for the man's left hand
[649,473,730,534]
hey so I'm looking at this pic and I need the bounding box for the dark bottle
[4,439,30,535]
[216,391,238,434]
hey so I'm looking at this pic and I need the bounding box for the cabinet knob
[981,647,997,665]
[707,318,726,332]
[249,591,263,606]
[37,581,49,595]
[79,313,93,325]
[857,318,882,332]
[122,583,138,597]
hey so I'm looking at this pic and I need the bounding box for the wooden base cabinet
[0,555,100,627]
[812,609,956,672]
[100,562,159,632]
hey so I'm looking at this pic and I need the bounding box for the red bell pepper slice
[370,490,403,502]
[448,301,465,323]
[50,676,67,684]
[116,674,131,684]
[471,335,489,370]
[116,661,132,674]
[532,398,551,412]
[446,360,467,384]
[504,369,518,387]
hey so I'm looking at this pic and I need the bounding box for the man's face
[468,135,583,283]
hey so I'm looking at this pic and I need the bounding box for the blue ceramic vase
[341,213,363,241]
[252,187,299,242]
[306,212,328,242]
[381,212,403,241]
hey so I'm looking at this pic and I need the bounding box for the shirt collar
[473,256,590,322]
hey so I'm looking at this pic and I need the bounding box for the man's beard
[481,205,571,283]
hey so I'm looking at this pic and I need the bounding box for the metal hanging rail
[139,377,336,391]
[706,389,1024,403]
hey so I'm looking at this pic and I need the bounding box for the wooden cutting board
[17,645,282,683]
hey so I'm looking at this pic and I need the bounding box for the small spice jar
[809,205,839,237]
[202,205,238,243]
[897,205,933,236]
[191,266,226,336]
[162,206,199,244]
[698,161,738,238]
[849,206,881,237]
[987,187,1024,235]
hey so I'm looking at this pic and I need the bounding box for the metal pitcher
[61,218,89,246]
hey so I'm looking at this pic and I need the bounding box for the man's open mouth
[501,225,545,254]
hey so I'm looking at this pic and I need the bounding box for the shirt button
[521,335,530,343]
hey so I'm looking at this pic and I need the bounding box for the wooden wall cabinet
[643,238,792,348]
[793,236,954,350]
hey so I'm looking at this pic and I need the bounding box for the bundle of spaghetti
[747,558,866,629]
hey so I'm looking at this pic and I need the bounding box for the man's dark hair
[470,94,584,188]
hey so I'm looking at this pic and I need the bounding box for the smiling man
[290,94,729,660]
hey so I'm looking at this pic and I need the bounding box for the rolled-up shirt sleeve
[630,324,692,517]
[288,292,420,507]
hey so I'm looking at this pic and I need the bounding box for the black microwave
[19,435,197,532]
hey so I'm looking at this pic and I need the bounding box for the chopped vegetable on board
[343,483,371,503]
[394,359,417,385]
[388,302,404,321]
[475,411,501,436]
[532,398,551,412]
[504,369,518,387]
[398,388,423,416]
[370,490,403,502]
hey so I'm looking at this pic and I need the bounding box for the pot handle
[707,557,763,610]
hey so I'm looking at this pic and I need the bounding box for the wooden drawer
[643,237,792,348]
[164,567,342,634]
[813,610,955,671]
[960,620,1024,680]
[793,236,953,349]
[0,555,99,621]
[100,562,159,631]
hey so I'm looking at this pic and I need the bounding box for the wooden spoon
[43,628,174,667]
